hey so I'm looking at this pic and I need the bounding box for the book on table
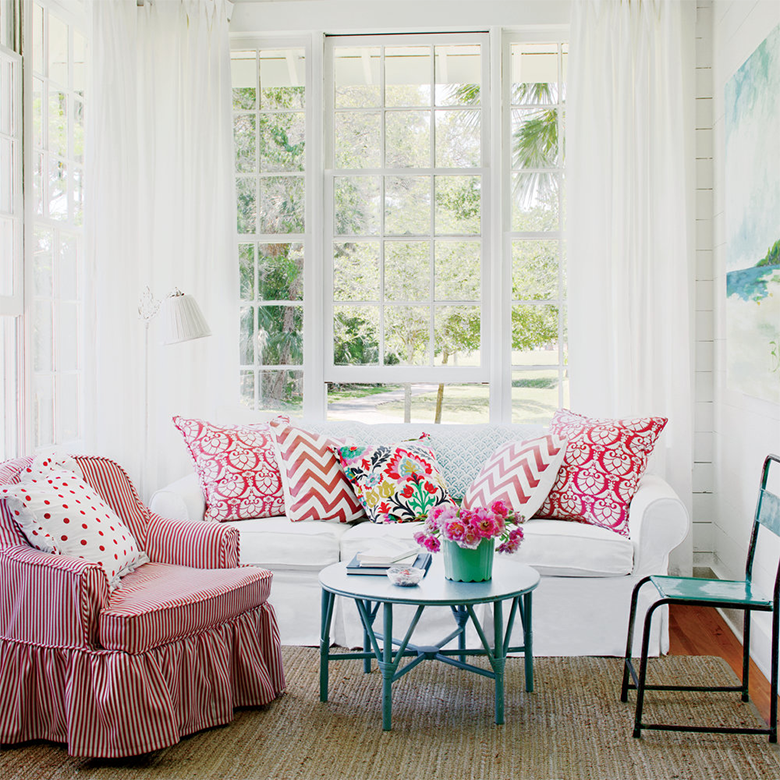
[346,552,432,576]
[355,538,420,566]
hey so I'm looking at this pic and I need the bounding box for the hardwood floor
[669,603,778,725]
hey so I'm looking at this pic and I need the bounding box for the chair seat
[99,562,273,654]
[649,575,772,608]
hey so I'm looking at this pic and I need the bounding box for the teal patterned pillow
[334,440,456,523]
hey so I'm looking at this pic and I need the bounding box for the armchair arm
[628,475,690,578]
[0,545,108,650]
[145,513,240,569]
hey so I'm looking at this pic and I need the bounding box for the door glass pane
[256,305,303,365]
[257,242,303,301]
[259,113,305,172]
[512,369,561,425]
[434,175,480,235]
[511,303,560,363]
[334,305,379,365]
[258,370,303,412]
[258,176,304,234]
[334,176,381,236]
[511,43,559,104]
[511,172,559,232]
[334,242,380,302]
[512,240,560,300]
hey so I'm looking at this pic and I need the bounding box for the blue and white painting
[725,22,780,403]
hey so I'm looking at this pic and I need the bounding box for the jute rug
[2,647,779,780]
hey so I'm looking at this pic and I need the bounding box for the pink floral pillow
[535,409,667,536]
[173,416,288,522]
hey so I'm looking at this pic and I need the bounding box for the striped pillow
[269,420,364,523]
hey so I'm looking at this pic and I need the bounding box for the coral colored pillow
[173,416,288,522]
[269,420,364,523]
[462,434,567,519]
[0,469,148,589]
[335,439,456,523]
[535,409,667,536]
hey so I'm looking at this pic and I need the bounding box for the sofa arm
[628,475,690,578]
[0,545,108,649]
[145,513,240,569]
[149,473,205,523]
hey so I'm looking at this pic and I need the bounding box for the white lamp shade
[160,292,211,345]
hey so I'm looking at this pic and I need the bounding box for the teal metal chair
[621,454,780,742]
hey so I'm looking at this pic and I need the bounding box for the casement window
[231,45,307,415]
[231,31,567,425]
[27,0,88,449]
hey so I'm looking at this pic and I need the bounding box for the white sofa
[150,420,689,656]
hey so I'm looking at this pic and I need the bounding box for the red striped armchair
[0,456,285,758]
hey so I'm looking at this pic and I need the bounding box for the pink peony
[490,499,510,519]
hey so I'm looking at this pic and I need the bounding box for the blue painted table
[318,557,540,730]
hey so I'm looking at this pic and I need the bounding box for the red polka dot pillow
[173,415,289,522]
[0,469,149,589]
[535,409,668,536]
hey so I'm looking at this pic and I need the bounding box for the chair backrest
[0,455,150,551]
[746,454,780,596]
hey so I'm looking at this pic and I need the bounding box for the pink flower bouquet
[413,500,525,554]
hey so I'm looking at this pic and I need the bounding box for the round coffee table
[318,556,540,730]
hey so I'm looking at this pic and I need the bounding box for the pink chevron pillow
[462,434,567,519]
[269,420,365,523]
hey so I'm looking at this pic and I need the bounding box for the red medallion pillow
[269,419,365,523]
[0,468,149,589]
[535,409,667,536]
[462,434,567,519]
[173,416,288,522]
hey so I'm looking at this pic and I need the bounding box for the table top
[319,556,540,606]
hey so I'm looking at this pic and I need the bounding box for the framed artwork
[725,22,780,403]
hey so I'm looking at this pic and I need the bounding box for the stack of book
[346,539,432,576]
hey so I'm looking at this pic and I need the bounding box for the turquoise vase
[443,538,494,582]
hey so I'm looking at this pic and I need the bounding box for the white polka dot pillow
[0,469,149,589]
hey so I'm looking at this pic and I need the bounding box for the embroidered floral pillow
[334,440,456,523]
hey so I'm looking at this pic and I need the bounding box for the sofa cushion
[340,516,633,577]
[173,416,287,522]
[536,409,667,536]
[227,516,353,569]
[99,562,272,654]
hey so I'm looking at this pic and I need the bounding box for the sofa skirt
[0,602,285,758]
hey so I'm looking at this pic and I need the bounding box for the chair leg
[742,610,751,703]
[621,577,651,703]
[633,601,665,739]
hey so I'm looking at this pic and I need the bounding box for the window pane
[334,241,380,301]
[33,153,44,215]
[239,305,254,364]
[259,113,305,172]
[511,172,559,231]
[33,301,53,372]
[59,234,78,299]
[232,51,257,110]
[435,175,480,235]
[58,373,79,441]
[73,31,87,95]
[334,111,381,169]
[511,108,558,169]
[58,302,79,371]
[512,240,559,300]
[34,374,54,448]
[385,111,430,168]
[257,305,303,364]
[385,305,430,365]
[32,78,43,149]
[48,14,69,87]
[239,243,254,301]
[240,369,255,407]
[72,165,83,226]
[0,218,13,296]
[235,177,256,234]
[0,138,11,213]
[334,305,379,365]
[73,98,85,163]
[49,89,67,157]
[234,114,256,173]
[385,46,431,107]
[434,305,480,366]
[0,60,11,136]
[260,49,305,109]
[32,4,44,74]
[334,176,380,236]
[334,47,380,108]
[257,242,303,301]
[33,227,53,297]
[384,241,429,301]
[48,158,67,220]
[258,175,304,234]
[511,43,559,105]
[435,109,480,168]
[511,369,561,425]
[385,175,430,236]
[327,382,489,424]
[435,240,480,300]
[435,45,481,107]
[258,370,304,412]
[511,303,560,363]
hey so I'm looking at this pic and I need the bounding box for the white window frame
[323,32,492,386]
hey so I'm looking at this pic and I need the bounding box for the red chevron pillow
[270,420,365,523]
[535,409,668,536]
[462,435,567,519]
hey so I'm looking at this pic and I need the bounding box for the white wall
[711,0,780,679]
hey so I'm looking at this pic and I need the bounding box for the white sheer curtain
[566,0,696,572]
[86,0,237,499]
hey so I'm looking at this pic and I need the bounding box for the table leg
[381,601,394,731]
[363,602,372,674]
[320,589,335,702]
[494,599,505,725]
[523,592,534,692]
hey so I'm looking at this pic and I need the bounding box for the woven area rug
[2,647,779,780]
